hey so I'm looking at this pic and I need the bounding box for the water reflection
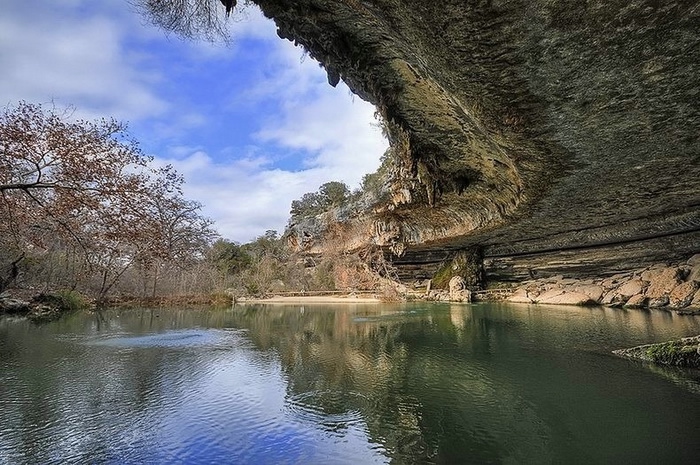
[2,303,700,464]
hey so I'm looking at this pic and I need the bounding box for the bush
[57,290,89,311]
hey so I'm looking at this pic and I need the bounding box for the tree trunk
[0,254,24,294]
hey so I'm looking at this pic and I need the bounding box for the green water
[2,302,700,464]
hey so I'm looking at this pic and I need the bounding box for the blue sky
[0,0,387,242]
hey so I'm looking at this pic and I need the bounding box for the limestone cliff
[258,0,700,283]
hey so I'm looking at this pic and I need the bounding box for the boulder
[451,290,472,303]
[687,264,700,283]
[687,254,700,267]
[648,296,670,308]
[601,290,622,306]
[669,281,700,308]
[448,275,471,302]
[624,294,647,308]
[449,275,466,292]
[641,265,668,283]
[601,273,633,289]
[574,285,604,303]
[645,267,683,299]
[536,289,595,306]
[507,288,535,303]
[534,288,565,302]
[691,289,700,308]
[616,279,645,299]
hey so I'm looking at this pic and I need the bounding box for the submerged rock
[613,336,700,368]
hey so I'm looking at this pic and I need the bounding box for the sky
[0,0,387,242]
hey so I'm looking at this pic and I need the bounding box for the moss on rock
[613,336,700,368]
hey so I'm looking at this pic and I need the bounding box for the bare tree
[0,102,215,300]
[132,0,252,42]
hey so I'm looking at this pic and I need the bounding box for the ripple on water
[81,328,247,350]
[285,390,368,435]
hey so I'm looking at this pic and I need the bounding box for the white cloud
[158,124,384,244]
[248,30,387,186]
[161,38,387,242]
[0,2,168,121]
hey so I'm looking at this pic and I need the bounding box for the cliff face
[258,0,700,282]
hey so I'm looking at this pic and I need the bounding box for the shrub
[57,290,89,311]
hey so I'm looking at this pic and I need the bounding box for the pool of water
[2,302,700,464]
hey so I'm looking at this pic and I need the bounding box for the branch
[0,181,59,192]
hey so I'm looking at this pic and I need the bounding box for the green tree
[289,181,351,222]
[318,181,350,206]
[208,239,251,276]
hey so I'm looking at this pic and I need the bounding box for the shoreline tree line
[0,102,388,309]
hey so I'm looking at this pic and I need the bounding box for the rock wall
[259,0,700,282]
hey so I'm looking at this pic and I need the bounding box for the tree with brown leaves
[0,101,215,301]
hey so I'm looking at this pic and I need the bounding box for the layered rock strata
[259,0,700,281]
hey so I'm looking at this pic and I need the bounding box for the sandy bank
[239,295,382,304]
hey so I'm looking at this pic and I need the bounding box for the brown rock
[507,288,534,303]
[625,294,648,308]
[537,290,595,306]
[640,264,669,282]
[449,275,466,292]
[687,254,700,267]
[451,290,472,303]
[687,264,700,283]
[669,281,700,308]
[645,267,683,298]
[574,285,604,303]
[601,290,625,306]
[648,296,670,308]
[690,289,700,308]
[535,288,565,302]
[610,272,633,282]
[616,279,645,299]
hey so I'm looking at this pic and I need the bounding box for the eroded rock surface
[260,0,700,281]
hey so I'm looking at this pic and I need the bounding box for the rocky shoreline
[0,292,81,323]
[504,255,700,312]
